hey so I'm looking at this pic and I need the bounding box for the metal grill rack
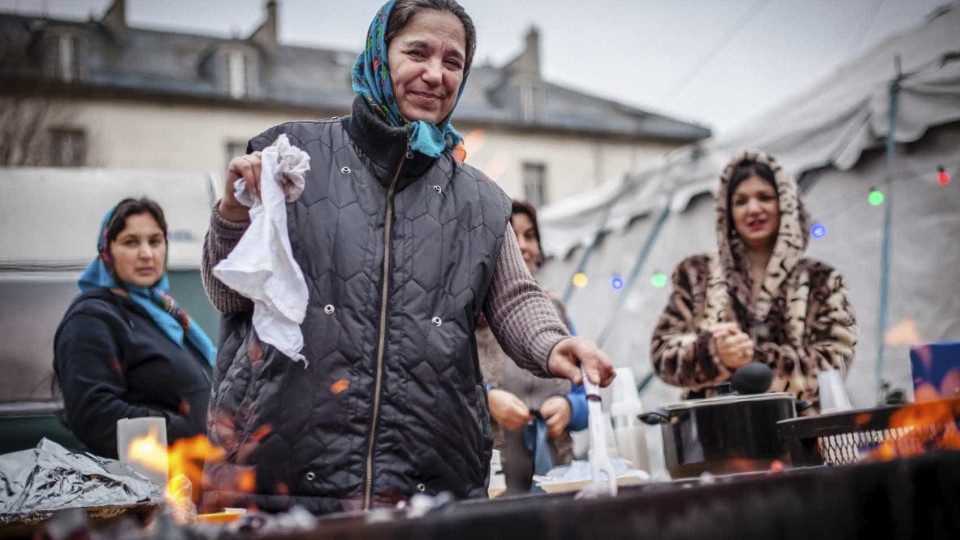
[778,399,960,466]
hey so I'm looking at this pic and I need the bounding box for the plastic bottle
[609,367,649,472]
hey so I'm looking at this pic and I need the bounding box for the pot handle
[638,408,670,425]
[796,400,815,414]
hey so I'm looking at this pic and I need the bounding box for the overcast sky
[1,0,948,135]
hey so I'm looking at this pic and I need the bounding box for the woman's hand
[712,325,754,370]
[218,151,263,222]
[547,337,616,387]
[540,396,571,438]
[488,389,534,431]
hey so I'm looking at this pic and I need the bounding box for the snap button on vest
[341,166,351,174]
[324,304,335,315]
[416,483,426,493]
[433,185,442,194]
[432,317,442,327]
[306,471,316,481]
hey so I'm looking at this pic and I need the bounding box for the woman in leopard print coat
[650,151,858,409]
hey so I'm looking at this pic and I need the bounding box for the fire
[870,399,960,461]
[126,427,266,521]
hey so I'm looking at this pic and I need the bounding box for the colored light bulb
[811,223,827,239]
[938,166,951,186]
[868,189,884,207]
[611,276,624,290]
[573,272,588,289]
[651,272,668,289]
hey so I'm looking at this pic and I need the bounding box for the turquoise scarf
[78,207,217,366]
[351,0,467,158]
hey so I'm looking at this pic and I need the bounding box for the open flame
[126,428,261,522]
[871,399,960,461]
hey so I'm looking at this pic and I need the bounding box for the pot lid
[662,392,796,411]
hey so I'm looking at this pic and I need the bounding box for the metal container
[639,393,798,478]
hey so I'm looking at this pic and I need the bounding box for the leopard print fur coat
[650,151,858,407]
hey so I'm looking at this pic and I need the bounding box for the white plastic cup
[818,370,853,413]
[117,417,169,489]
[609,367,650,472]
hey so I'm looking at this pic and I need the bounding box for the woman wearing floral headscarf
[54,198,216,458]
[201,0,614,514]
[650,151,858,410]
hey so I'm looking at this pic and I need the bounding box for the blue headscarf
[78,206,217,366]
[351,0,468,158]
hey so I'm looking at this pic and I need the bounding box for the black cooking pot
[639,364,809,478]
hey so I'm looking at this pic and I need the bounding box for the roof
[0,168,216,270]
[539,2,960,257]
[0,10,711,142]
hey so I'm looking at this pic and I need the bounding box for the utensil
[577,365,617,497]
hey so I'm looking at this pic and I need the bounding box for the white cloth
[213,134,311,364]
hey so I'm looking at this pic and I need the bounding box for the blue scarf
[78,207,217,366]
[351,0,467,158]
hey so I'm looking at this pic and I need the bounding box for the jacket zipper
[364,142,409,509]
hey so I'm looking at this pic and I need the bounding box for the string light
[938,166,951,186]
[811,223,827,239]
[651,272,668,289]
[868,188,885,207]
[611,276,624,290]
[573,272,588,289]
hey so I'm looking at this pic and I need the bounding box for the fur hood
[715,150,811,321]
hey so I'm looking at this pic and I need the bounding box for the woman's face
[386,9,466,125]
[512,212,539,275]
[730,175,780,250]
[109,213,166,287]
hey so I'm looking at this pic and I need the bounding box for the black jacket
[202,96,513,514]
[53,288,212,458]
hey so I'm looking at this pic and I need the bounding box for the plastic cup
[818,370,853,413]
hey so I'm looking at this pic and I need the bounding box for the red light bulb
[937,166,951,186]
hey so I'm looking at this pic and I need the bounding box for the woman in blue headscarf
[54,198,216,459]
[202,0,613,514]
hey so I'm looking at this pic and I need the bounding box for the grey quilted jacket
[201,96,567,515]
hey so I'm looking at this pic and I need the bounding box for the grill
[777,399,960,466]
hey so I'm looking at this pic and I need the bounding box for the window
[48,128,86,167]
[227,50,247,99]
[226,140,247,168]
[44,34,82,82]
[522,162,547,207]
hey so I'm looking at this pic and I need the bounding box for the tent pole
[876,56,901,404]
[595,189,676,349]
[560,182,624,304]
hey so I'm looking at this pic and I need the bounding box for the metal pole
[876,56,901,404]
[595,190,675,349]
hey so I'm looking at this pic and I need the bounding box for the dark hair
[106,197,168,246]
[726,160,777,234]
[385,0,477,75]
[511,199,543,267]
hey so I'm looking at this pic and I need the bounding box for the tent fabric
[540,2,960,259]
[536,3,960,417]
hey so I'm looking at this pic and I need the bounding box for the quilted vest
[203,97,512,515]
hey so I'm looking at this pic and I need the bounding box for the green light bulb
[651,272,668,289]
[868,189,885,206]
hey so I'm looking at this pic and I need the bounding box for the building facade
[0,0,710,205]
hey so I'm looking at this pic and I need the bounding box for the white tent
[537,2,960,412]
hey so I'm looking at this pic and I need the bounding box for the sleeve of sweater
[201,203,253,313]
[54,313,195,457]
[649,259,731,388]
[482,222,570,378]
[753,269,858,392]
